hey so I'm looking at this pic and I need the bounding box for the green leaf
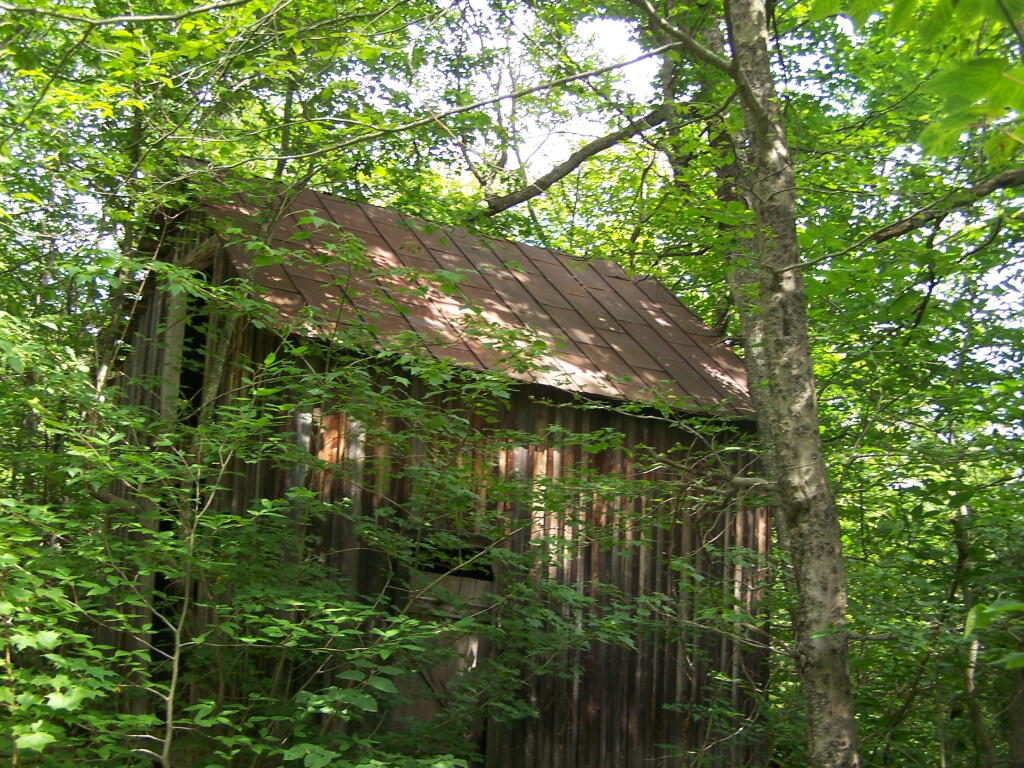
[965,599,1024,634]
[15,731,57,751]
[920,0,955,37]
[5,352,24,373]
[809,0,842,19]
[336,689,377,712]
[11,630,61,650]
[948,490,975,508]
[927,58,1008,111]
[366,676,399,694]
[887,0,919,32]
[846,0,879,25]
[952,0,987,22]
[283,743,339,767]
[45,686,92,710]
[999,651,1024,669]
[981,599,1024,616]
[335,669,365,682]
[917,119,966,157]
[282,744,309,760]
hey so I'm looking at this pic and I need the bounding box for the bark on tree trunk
[722,0,861,765]
[1008,666,1024,768]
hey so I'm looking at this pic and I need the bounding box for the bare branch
[130,748,165,761]
[476,104,671,217]
[963,215,1005,258]
[628,1,772,138]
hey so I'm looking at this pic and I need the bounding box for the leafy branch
[0,0,256,26]
[781,167,1024,272]
[868,167,1024,243]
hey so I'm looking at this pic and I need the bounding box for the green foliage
[1,0,1022,764]
[0,238,757,766]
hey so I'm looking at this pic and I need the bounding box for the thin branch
[179,116,378,143]
[729,476,775,489]
[0,0,255,26]
[125,0,298,180]
[130,748,164,761]
[90,489,143,512]
[869,167,1024,243]
[779,168,1024,272]
[627,0,733,74]
[963,215,1005,258]
[995,0,1024,61]
[629,0,770,129]
[476,104,671,217]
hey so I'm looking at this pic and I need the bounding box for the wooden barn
[122,181,770,767]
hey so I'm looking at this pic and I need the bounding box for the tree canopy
[1,0,1022,766]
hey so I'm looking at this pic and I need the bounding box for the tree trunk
[1008,666,1024,768]
[722,0,861,765]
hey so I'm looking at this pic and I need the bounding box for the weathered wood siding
[311,381,769,768]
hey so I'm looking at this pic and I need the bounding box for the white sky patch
[577,19,657,103]
[835,16,857,39]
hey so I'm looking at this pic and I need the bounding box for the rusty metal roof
[206,187,752,416]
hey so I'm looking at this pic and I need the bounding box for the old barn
[122,181,769,767]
